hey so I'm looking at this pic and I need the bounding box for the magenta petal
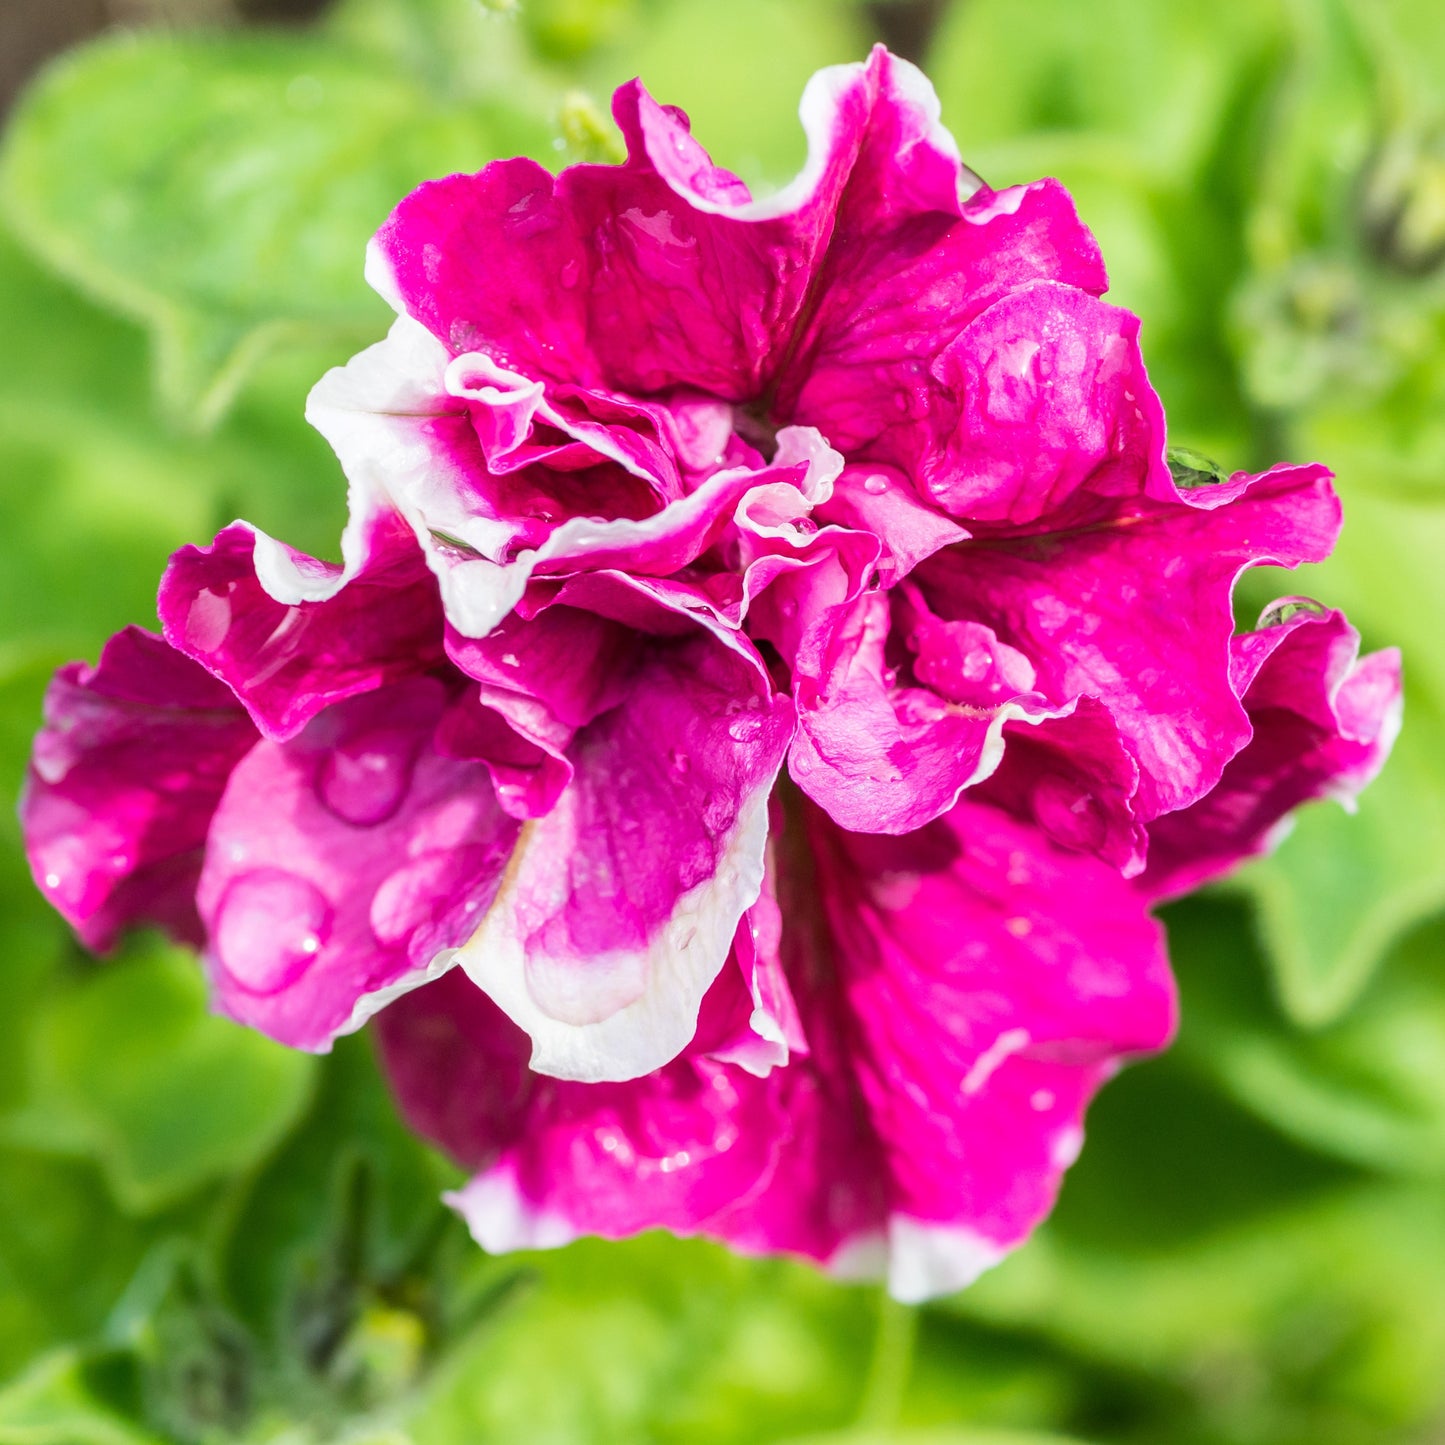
[922,283,1168,525]
[786,180,1109,472]
[196,678,518,1051]
[815,464,969,584]
[973,698,1147,873]
[453,633,794,1082]
[160,516,444,740]
[378,970,786,1251]
[918,463,1343,820]
[22,628,257,951]
[698,872,808,1076]
[816,800,1174,1296]
[786,591,1063,835]
[1141,607,1403,898]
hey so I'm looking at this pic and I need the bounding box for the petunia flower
[20,48,1401,1298]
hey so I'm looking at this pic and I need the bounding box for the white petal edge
[885,1216,1009,1303]
[445,1163,579,1253]
[454,766,779,1083]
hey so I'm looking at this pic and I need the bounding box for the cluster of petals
[22,49,1401,1300]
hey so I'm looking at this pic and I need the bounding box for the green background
[1,1,1443,1440]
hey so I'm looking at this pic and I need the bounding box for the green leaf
[0,29,552,430]
[4,939,315,1214]
[929,0,1285,172]
[1234,703,1445,1026]
[1172,897,1445,1177]
[578,0,869,188]
[776,1431,1092,1445]
[0,1352,165,1445]
[0,1149,153,1382]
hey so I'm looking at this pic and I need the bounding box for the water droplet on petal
[214,869,332,995]
[727,715,764,743]
[185,585,234,654]
[669,748,691,775]
[371,844,502,949]
[701,790,734,834]
[862,473,889,495]
[319,733,416,827]
[1258,597,1329,629]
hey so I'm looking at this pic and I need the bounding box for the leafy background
[1,0,1443,1440]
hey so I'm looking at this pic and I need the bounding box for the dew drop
[727,715,764,743]
[862,473,889,495]
[1258,597,1329,629]
[371,844,499,948]
[214,870,332,995]
[701,790,734,834]
[185,586,234,654]
[319,733,415,827]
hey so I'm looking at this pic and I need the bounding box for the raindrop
[862,473,889,495]
[1259,597,1329,629]
[319,734,415,827]
[214,870,332,995]
[727,715,764,743]
[701,790,733,834]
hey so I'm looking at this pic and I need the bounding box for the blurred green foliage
[0,0,1443,1441]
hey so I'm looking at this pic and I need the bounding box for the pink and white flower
[21,48,1400,1298]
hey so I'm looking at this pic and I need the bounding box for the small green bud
[1359,128,1445,278]
[1166,446,1232,489]
[558,90,625,165]
[1259,597,1329,629]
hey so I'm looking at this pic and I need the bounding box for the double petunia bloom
[22,49,1400,1300]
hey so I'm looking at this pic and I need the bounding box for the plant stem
[855,1288,919,1429]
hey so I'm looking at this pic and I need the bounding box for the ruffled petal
[401,796,1172,1300]
[815,801,1174,1296]
[22,629,257,951]
[196,678,519,1051]
[786,184,1110,477]
[785,590,1069,834]
[377,969,787,1250]
[160,515,443,740]
[917,463,1343,820]
[367,56,883,399]
[452,632,794,1082]
[1141,605,1403,898]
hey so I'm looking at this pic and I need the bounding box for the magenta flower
[22,49,1400,1298]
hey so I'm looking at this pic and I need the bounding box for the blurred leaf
[405,1233,876,1445]
[1233,702,1445,1026]
[776,1431,1092,1445]
[0,1352,165,1445]
[1175,900,1445,1177]
[4,939,315,1214]
[0,29,552,430]
[0,1149,152,1381]
[930,0,1285,173]
[580,0,868,187]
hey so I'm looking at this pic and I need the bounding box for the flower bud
[1358,128,1445,278]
